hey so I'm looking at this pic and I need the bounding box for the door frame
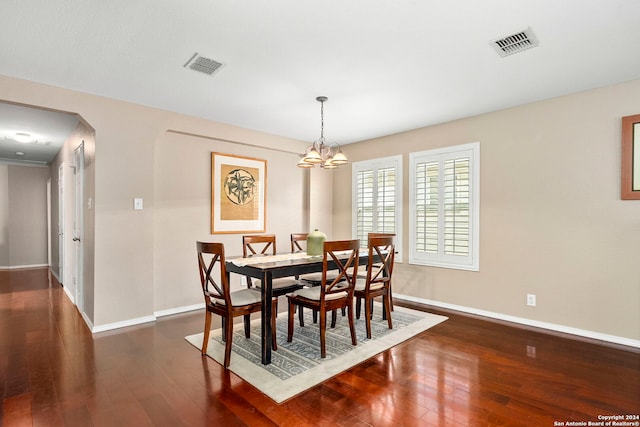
[73,142,85,313]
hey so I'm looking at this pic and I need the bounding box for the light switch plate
[134,198,143,210]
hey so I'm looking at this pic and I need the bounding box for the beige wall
[153,131,307,313]
[0,164,49,268]
[0,165,8,265]
[333,79,640,342]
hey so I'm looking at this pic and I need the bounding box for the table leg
[261,271,273,365]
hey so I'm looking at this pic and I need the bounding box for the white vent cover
[490,27,539,57]
[184,53,223,75]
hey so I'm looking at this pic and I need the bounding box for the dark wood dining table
[225,250,376,365]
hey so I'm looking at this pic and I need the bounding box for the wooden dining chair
[197,241,278,368]
[365,232,396,310]
[242,234,303,296]
[354,235,395,339]
[290,233,308,254]
[291,232,341,287]
[290,232,343,326]
[286,239,360,358]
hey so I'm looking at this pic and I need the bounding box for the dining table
[225,249,378,365]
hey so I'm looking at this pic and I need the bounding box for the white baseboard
[92,315,157,333]
[395,294,640,349]
[62,285,75,304]
[81,311,94,331]
[90,303,204,334]
[155,303,204,318]
[0,263,49,270]
[50,269,61,283]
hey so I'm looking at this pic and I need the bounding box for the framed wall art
[211,152,267,233]
[621,114,640,200]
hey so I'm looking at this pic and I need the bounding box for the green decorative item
[306,229,326,256]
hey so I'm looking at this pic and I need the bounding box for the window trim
[352,155,403,262]
[409,142,480,271]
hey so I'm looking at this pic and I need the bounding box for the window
[409,142,479,271]
[352,155,402,260]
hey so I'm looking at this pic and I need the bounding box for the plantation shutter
[352,156,403,258]
[355,169,374,244]
[376,166,396,234]
[410,143,479,270]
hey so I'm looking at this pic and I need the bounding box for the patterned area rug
[185,304,447,403]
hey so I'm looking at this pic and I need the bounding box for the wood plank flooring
[1,268,638,426]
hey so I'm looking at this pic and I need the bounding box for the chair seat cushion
[347,266,379,279]
[254,277,302,290]
[290,286,347,301]
[300,271,342,286]
[355,278,385,292]
[215,288,262,307]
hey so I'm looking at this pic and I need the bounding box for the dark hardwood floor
[1,268,638,426]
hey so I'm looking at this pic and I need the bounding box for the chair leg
[202,310,212,355]
[312,310,318,323]
[384,293,393,330]
[364,297,373,339]
[287,299,295,342]
[223,316,234,367]
[298,305,305,327]
[355,297,362,319]
[221,317,226,342]
[347,303,357,346]
[319,309,327,358]
[243,314,251,338]
[271,299,278,351]
[330,309,337,328]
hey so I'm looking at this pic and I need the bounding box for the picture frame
[621,114,640,200]
[211,152,267,233]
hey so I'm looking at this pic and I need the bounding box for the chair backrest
[290,233,308,253]
[365,235,395,288]
[196,241,231,308]
[368,232,396,240]
[242,234,276,257]
[322,239,360,297]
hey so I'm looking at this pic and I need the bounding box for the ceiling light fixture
[297,96,348,169]
[15,132,32,143]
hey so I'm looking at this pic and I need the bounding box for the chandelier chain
[319,98,325,142]
[297,95,347,169]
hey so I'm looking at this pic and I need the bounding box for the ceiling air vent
[490,27,539,57]
[184,53,223,76]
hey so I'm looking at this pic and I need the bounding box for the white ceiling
[0,102,79,165]
[1,0,640,165]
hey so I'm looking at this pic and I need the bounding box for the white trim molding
[92,315,157,333]
[396,293,640,349]
[155,303,205,318]
[0,263,49,270]
[88,304,205,334]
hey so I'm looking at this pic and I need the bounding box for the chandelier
[297,96,348,169]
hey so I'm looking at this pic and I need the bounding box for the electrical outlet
[527,294,536,307]
[527,345,537,358]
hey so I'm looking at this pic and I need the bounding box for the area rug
[185,304,447,403]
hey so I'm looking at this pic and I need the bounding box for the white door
[58,165,64,284]
[73,143,84,313]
